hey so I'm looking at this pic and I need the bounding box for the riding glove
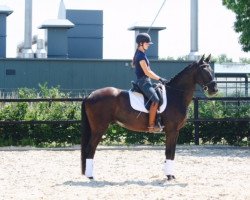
[159,77,168,84]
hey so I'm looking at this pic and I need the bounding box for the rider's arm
[139,60,160,81]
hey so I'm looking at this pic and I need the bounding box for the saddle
[130,81,164,111]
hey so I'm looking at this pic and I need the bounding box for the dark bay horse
[81,54,218,180]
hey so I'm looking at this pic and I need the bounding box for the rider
[132,32,167,133]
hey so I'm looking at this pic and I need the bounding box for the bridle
[202,80,216,92]
[198,63,216,92]
[162,62,216,93]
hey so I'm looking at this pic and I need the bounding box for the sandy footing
[0,145,249,200]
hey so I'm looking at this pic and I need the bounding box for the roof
[0,5,13,16]
[38,19,74,29]
[128,26,166,31]
[215,63,250,74]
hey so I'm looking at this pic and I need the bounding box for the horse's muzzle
[204,81,218,95]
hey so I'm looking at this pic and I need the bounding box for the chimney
[128,25,166,60]
[0,5,13,58]
[58,0,66,19]
[189,0,199,60]
[39,19,74,58]
[22,0,34,58]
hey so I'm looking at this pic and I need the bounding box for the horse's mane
[167,61,197,85]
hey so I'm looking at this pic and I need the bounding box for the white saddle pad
[128,85,167,113]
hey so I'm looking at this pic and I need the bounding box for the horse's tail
[81,98,91,175]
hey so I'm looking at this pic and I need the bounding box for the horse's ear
[198,54,205,64]
[205,54,211,63]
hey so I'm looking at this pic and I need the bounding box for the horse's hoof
[88,176,94,180]
[166,175,175,180]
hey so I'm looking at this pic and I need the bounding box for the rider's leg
[137,77,162,132]
[148,101,161,132]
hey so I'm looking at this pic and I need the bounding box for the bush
[198,99,250,145]
[0,85,249,146]
[0,84,81,147]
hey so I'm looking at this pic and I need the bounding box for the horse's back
[87,87,122,100]
[85,87,123,112]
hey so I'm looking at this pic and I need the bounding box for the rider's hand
[159,77,168,84]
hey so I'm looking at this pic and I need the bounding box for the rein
[163,79,216,93]
[163,62,215,93]
[164,84,186,93]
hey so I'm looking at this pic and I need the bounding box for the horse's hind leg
[84,132,103,179]
[83,124,109,179]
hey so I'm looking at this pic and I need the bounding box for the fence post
[194,97,199,145]
[245,75,248,97]
[81,101,83,136]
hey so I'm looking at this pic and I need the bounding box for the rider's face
[143,42,150,50]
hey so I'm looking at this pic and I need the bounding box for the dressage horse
[81,54,218,180]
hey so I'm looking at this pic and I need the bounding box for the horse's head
[196,54,218,96]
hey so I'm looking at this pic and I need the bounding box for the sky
[1,0,250,61]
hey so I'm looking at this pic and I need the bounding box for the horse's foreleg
[164,130,179,180]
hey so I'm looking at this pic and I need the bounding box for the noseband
[203,80,216,91]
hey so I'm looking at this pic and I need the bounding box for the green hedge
[0,84,81,147]
[0,85,249,146]
[198,99,249,145]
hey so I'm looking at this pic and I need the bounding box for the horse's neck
[169,71,196,106]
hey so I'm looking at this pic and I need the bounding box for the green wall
[0,58,207,94]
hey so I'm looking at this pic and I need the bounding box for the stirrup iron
[156,115,164,132]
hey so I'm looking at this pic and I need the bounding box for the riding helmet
[136,33,153,45]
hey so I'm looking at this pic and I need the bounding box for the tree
[239,57,250,63]
[212,54,233,63]
[222,0,250,52]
